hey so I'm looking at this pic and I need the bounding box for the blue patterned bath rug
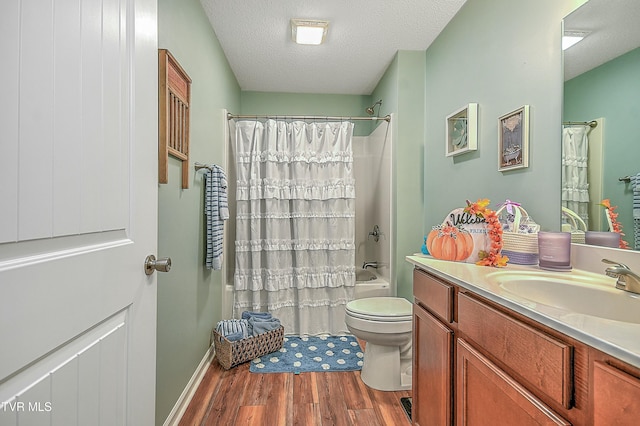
[249,335,364,373]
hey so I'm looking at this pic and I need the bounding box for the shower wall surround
[353,120,393,287]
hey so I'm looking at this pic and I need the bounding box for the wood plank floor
[179,357,412,425]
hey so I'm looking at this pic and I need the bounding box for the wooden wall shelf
[158,49,192,188]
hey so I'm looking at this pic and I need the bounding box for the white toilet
[345,296,413,391]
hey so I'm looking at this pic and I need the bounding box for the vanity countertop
[407,254,640,368]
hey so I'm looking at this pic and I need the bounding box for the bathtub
[354,268,391,299]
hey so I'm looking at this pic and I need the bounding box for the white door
[0,0,158,425]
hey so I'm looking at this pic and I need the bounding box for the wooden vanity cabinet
[413,268,570,425]
[592,357,640,425]
[410,267,640,426]
[412,268,455,425]
[413,303,454,425]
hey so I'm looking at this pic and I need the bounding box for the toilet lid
[346,297,412,322]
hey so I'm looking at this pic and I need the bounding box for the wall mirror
[562,0,640,250]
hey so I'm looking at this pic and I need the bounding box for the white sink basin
[484,270,640,324]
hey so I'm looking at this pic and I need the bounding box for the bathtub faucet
[363,261,378,270]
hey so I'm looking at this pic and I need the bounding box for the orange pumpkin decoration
[427,224,474,261]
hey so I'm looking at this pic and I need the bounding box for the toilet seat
[346,297,412,322]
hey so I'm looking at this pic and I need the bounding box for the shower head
[366,100,383,116]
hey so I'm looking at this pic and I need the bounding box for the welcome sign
[429,207,492,264]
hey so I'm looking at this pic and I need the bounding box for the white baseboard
[163,345,215,426]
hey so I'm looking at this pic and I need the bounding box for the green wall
[423,0,577,235]
[240,91,372,136]
[156,0,240,423]
[370,51,426,301]
[564,47,640,245]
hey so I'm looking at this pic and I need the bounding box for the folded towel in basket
[248,316,281,336]
[241,311,273,320]
[216,319,250,340]
[223,331,245,342]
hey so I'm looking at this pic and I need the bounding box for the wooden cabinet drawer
[457,292,573,409]
[413,268,453,323]
[457,338,571,426]
[593,361,640,425]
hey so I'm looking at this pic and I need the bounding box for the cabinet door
[458,292,573,408]
[413,304,453,426]
[593,361,640,425]
[456,339,570,426]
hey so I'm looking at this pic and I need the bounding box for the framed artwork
[445,103,478,157]
[498,105,529,171]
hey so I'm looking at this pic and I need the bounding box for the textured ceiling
[563,0,640,81]
[199,0,640,93]
[200,0,467,95]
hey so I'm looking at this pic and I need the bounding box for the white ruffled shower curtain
[232,119,356,336]
[562,125,590,227]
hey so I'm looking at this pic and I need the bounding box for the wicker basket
[212,325,284,370]
[496,203,539,265]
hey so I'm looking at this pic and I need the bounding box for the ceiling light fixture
[291,19,329,45]
[562,30,589,50]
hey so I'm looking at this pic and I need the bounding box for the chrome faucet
[602,259,640,294]
[363,261,378,270]
[367,225,385,243]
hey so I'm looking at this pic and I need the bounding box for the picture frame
[445,103,478,157]
[498,105,529,171]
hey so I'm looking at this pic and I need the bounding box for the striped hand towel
[632,173,640,249]
[204,165,229,270]
[215,319,249,340]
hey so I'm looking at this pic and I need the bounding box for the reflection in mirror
[562,0,640,250]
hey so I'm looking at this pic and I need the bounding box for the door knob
[144,255,172,275]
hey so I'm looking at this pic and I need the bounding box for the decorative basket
[495,203,539,265]
[212,325,284,370]
[561,206,587,244]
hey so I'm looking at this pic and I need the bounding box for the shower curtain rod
[563,120,597,128]
[227,113,391,122]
